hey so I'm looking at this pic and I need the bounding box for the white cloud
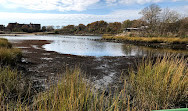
[0,0,100,11]
[0,9,141,26]
[171,5,188,16]
[105,0,187,5]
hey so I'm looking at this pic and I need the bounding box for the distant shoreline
[0,32,102,36]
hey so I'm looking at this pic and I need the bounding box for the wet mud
[11,40,141,91]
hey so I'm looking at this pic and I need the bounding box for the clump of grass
[32,68,131,111]
[32,68,104,110]
[0,67,19,95]
[129,56,188,110]
[102,35,188,44]
[0,38,12,48]
[0,38,22,65]
[0,48,22,65]
[0,67,23,110]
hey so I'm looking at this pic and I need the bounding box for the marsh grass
[0,48,22,65]
[129,55,188,110]
[32,68,131,111]
[0,38,22,65]
[0,38,12,48]
[0,48,187,110]
[29,56,188,110]
[0,67,23,111]
[102,35,188,44]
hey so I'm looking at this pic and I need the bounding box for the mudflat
[11,39,140,91]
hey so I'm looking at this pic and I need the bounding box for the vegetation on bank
[0,54,187,110]
[0,38,12,48]
[102,35,188,44]
[0,38,22,65]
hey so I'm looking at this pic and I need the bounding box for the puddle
[16,47,29,49]
[41,58,53,60]
[42,53,51,55]
[94,72,116,89]
[31,45,41,49]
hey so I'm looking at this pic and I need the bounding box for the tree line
[42,4,187,37]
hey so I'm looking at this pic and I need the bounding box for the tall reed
[129,56,188,110]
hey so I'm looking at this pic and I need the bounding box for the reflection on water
[122,44,188,56]
[1,35,187,57]
[43,36,147,57]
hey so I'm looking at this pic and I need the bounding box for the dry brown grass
[129,55,188,110]
[0,38,12,48]
[103,35,188,44]
[0,38,22,65]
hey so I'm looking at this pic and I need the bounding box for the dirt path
[10,40,140,90]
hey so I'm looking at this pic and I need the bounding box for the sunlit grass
[129,55,188,110]
[30,56,188,110]
[0,48,22,65]
[0,38,12,48]
[0,38,22,65]
[0,47,187,110]
[103,35,188,44]
[32,68,132,111]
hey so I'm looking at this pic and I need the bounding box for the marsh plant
[0,38,22,65]
[0,40,187,111]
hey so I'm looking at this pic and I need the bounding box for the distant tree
[140,4,162,34]
[161,8,180,23]
[106,22,122,34]
[122,20,133,29]
[42,26,47,32]
[60,25,76,34]
[178,17,188,37]
[77,24,86,31]
[46,26,54,32]
[86,20,108,34]
[159,8,180,36]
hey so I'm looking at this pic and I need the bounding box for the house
[123,28,140,32]
[123,26,148,33]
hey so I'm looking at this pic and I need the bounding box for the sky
[0,0,187,26]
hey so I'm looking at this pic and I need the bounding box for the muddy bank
[10,40,140,91]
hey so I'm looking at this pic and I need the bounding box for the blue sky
[0,0,187,26]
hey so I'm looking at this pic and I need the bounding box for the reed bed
[103,35,188,44]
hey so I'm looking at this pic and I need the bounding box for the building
[6,22,41,32]
[123,28,140,32]
[123,26,148,33]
